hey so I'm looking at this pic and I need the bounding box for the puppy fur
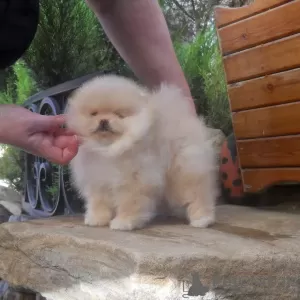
[66,75,218,231]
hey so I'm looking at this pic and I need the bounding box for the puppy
[66,75,218,230]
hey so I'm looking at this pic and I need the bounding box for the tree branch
[171,0,195,21]
[190,0,197,19]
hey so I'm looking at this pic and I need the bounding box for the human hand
[0,105,79,165]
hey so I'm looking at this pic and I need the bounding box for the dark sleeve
[0,0,39,70]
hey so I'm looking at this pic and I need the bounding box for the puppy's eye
[90,111,98,116]
[115,111,125,118]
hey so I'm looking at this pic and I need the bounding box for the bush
[0,60,38,105]
[175,26,232,135]
[24,0,131,88]
[0,146,24,192]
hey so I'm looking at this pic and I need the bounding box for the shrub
[24,0,131,89]
[174,26,232,135]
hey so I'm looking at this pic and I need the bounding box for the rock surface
[0,186,22,216]
[0,204,11,224]
[0,205,299,300]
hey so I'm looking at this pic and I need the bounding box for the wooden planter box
[214,0,300,193]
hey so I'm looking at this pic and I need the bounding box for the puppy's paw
[190,215,215,228]
[84,213,111,227]
[110,217,146,231]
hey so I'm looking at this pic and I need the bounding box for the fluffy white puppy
[66,75,218,230]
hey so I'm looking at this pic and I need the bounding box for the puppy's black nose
[99,119,109,131]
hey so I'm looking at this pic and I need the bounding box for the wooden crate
[214,0,300,193]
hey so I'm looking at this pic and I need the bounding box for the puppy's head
[66,75,153,156]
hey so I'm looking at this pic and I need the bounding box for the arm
[85,0,196,114]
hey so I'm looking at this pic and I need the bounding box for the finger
[53,135,78,148]
[35,114,66,132]
[44,144,78,165]
[77,136,84,145]
[39,135,79,165]
[61,140,79,164]
[53,127,77,137]
[53,114,66,124]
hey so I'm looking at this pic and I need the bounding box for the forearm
[86,0,196,114]
[0,105,21,145]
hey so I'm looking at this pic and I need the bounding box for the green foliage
[174,26,232,135]
[45,164,60,200]
[14,61,38,103]
[200,43,232,135]
[0,60,38,105]
[0,145,24,192]
[24,0,131,88]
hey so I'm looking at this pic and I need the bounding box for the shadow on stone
[187,272,209,297]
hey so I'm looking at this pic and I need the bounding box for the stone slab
[0,186,22,216]
[0,205,299,300]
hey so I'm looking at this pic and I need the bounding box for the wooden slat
[242,168,300,192]
[214,0,291,28]
[237,135,300,168]
[228,68,300,111]
[224,33,300,83]
[218,0,300,55]
[233,102,300,139]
